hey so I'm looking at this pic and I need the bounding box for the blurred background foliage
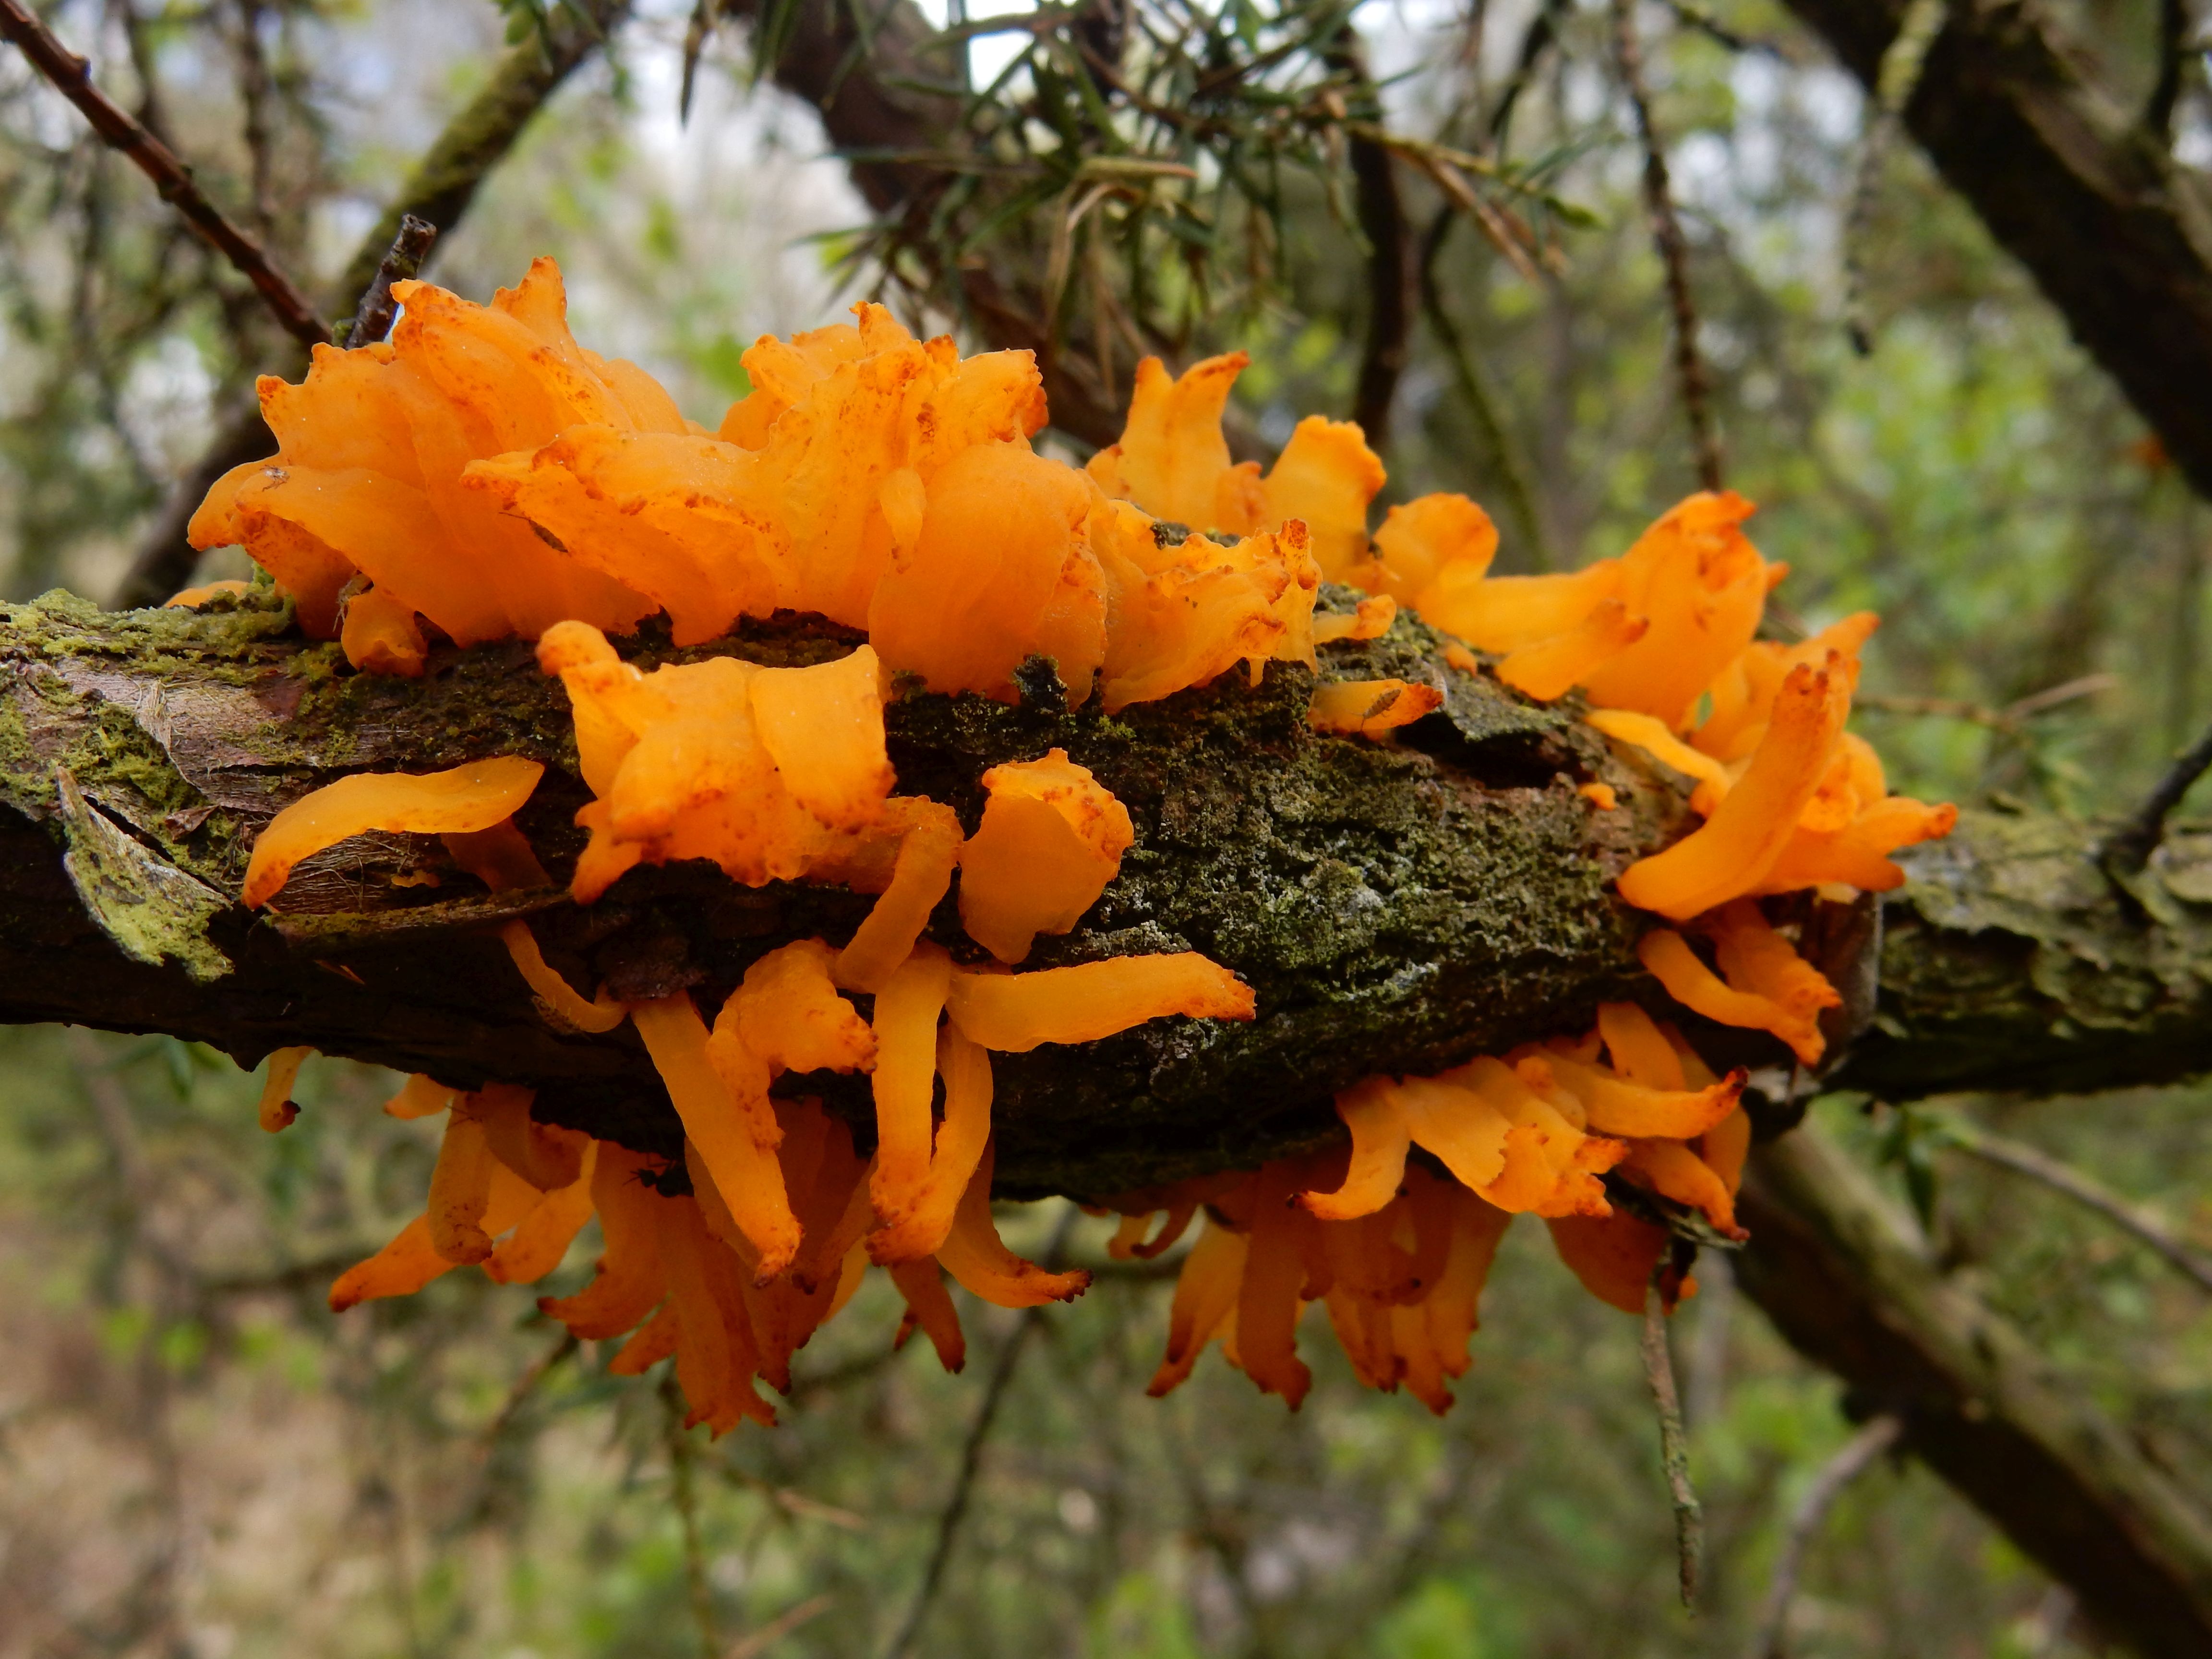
[0,0,2207,1652]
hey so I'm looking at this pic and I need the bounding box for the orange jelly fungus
[338,586,428,677]
[164,578,253,608]
[1421,492,1779,724]
[958,748,1135,964]
[256,1046,312,1132]
[242,756,544,908]
[1311,594,1398,645]
[216,262,1968,1439]
[945,954,1255,1052]
[1615,659,1851,920]
[632,991,803,1282]
[1132,1157,1512,1414]
[1636,908,1845,1068]
[1306,678,1446,737]
[189,260,669,650]
[537,620,895,902]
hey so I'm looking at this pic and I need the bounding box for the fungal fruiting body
[208,258,1955,1433]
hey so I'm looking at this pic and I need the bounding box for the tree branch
[0,0,328,347]
[1780,0,2212,503]
[1938,1117,2212,1296]
[1744,1412,1904,1659]
[113,0,634,611]
[1609,0,1725,492]
[1734,1126,2212,1655]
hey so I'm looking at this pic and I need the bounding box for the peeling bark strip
[10,588,2212,1193]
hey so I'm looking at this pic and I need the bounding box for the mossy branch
[9,589,2212,1192]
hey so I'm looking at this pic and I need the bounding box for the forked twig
[882,1208,1075,1659]
[1941,1121,2212,1295]
[662,1376,721,1659]
[0,0,330,347]
[1745,1412,1904,1658]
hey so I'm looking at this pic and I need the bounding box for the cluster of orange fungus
[328,926,1251,1432]
[1600,616,1957,920]
[188,260,670,650]
[1117,1005,1751,1410]
[216,259,1966,1444]
[536,621,895,901]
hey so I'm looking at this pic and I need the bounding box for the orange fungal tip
[1307,677,1445,738]
[501,921,626,1033]
[1615,659,1851,920]
[1312,594,1398,645]
[1577,781,1618,810]
[340,586,428,676]
[164,578,254,608]
[257,1046,312,1132]
[946,953,1254,1053]
[1497,598,1647,701]
[243,756,545,908]
[958,749,1135,964]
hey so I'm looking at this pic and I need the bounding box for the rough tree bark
[1783,0,2212,502]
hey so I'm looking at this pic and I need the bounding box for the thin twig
[340,215,439,348]
[1488,0,1567,144]
[1941,1122,2212,1295]
[1745,1412,1903,1659]
[1643,1269,1703,1610]
[1841,0,1945,355]
[663,1376,721,1659]
[1609,0,1723,491]
[0,0,329,346]
[881,1208,1075,1659]
[725,1593,834,1659]
[1421,211,1557,569]
[1339,66,1414,446]
[2102,713,2212,875]
[479,1330,578,1451]
[114,0,632,609]
[2147,0,2187,138]
[1855,673,2115,734]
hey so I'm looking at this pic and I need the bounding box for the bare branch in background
[113,0,634,610]
[1736,1126,2212,1655]
[1937,1118,2212,1296]
[1331,39,1414,447]
[1745,1413,1904,1659]
[1782,0,2212,503]
[0,0,330,347]
[1609,0,1724,492]
[2148,0,2188,138]
[2102,711,2212,876]
[884,1210,1074,1659]
[1420,210,1557,569]
[1839,0,1944,355]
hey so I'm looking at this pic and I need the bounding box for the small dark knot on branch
[337,215,440,349]
[2099,717,2212,881]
